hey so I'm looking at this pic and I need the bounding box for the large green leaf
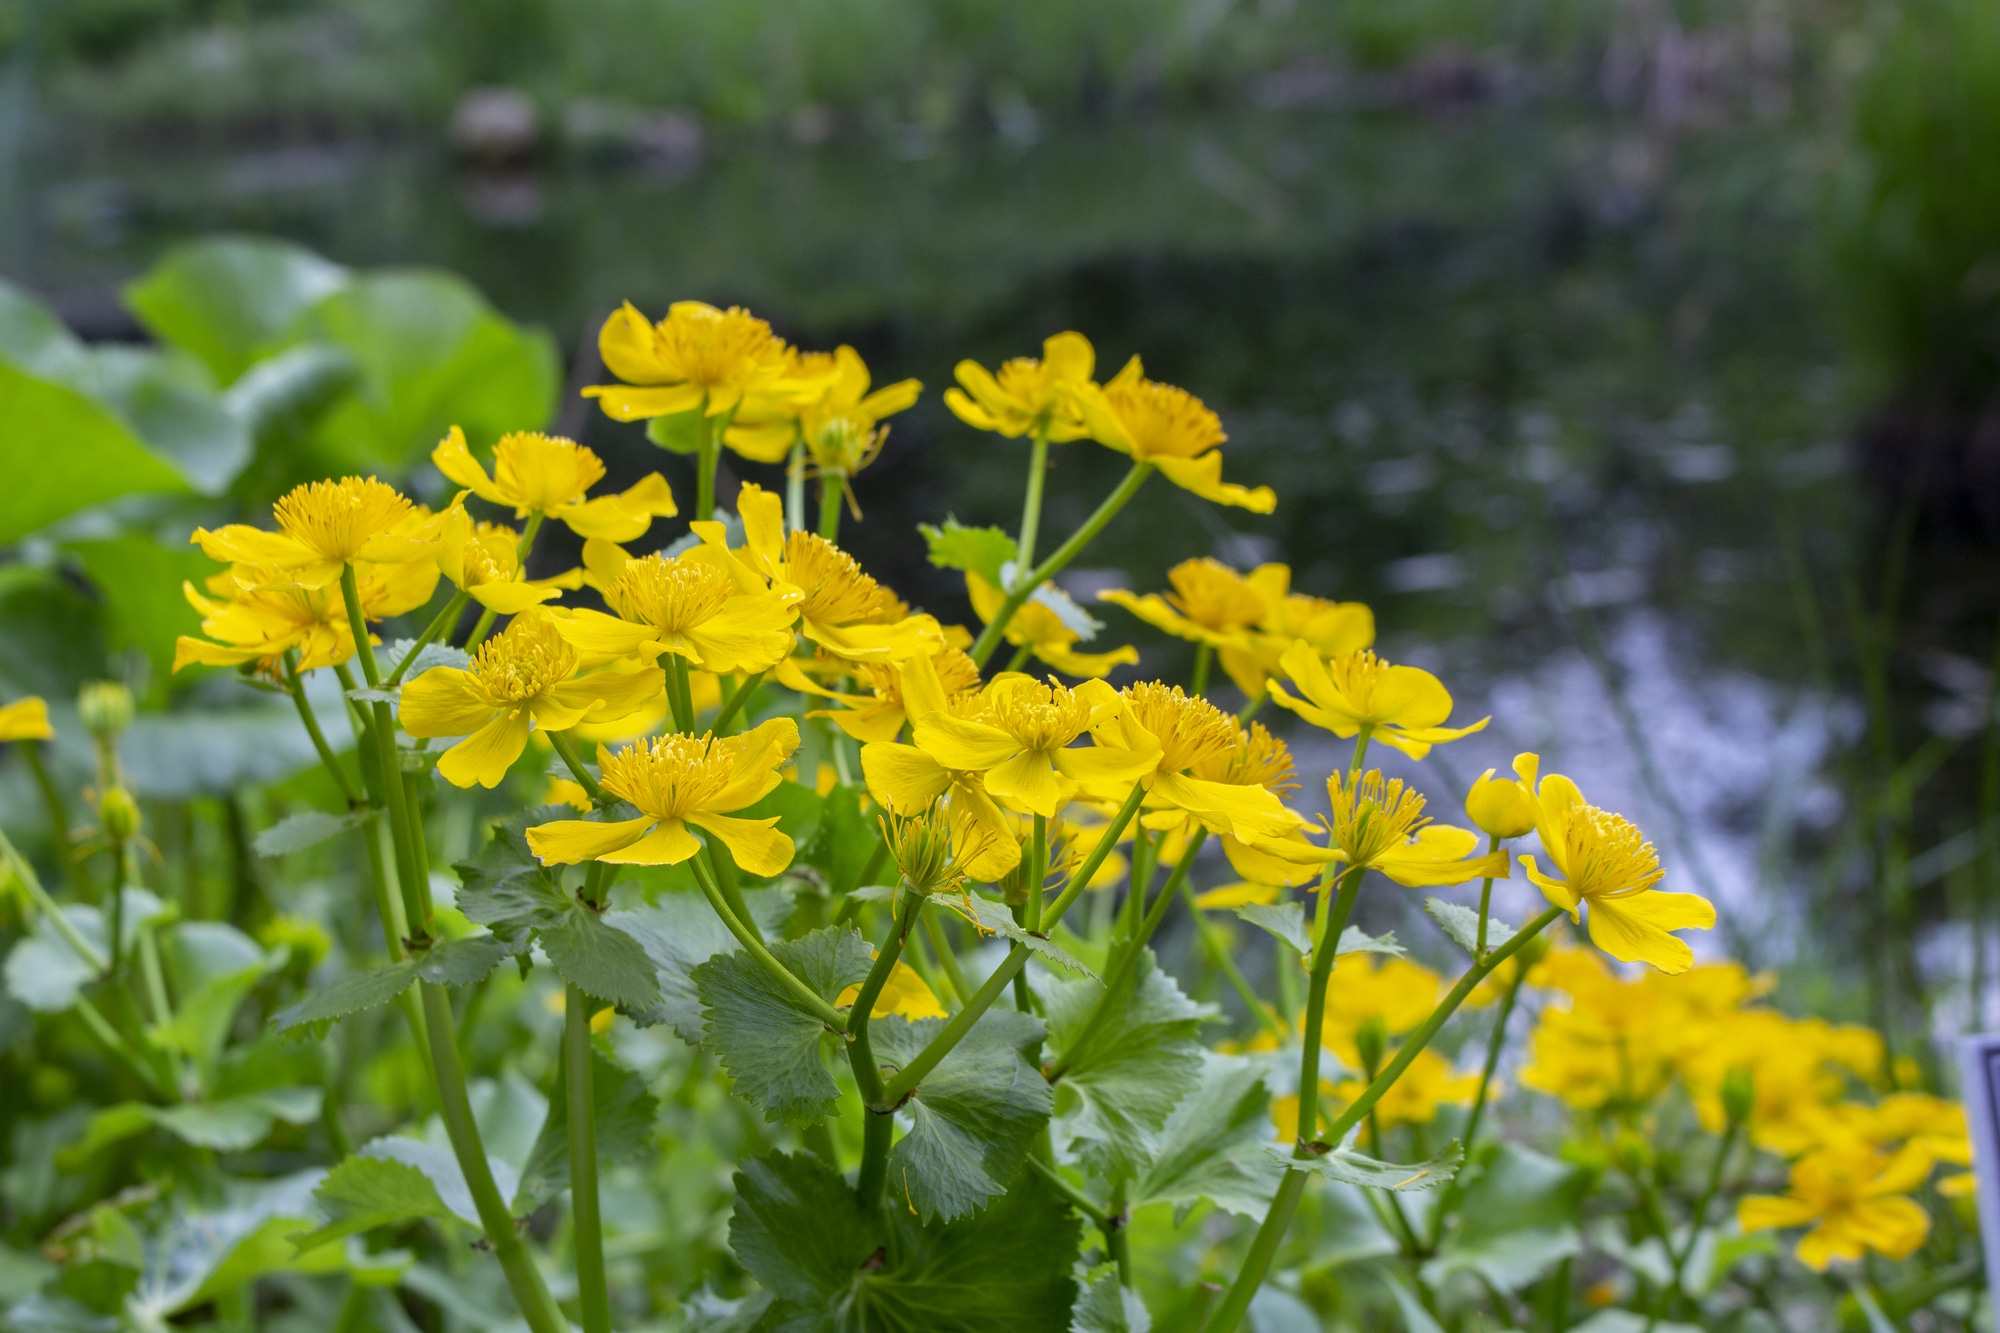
[694,925,873,1127]
[729,1152,1081,1331]
[81,345,252,493]
[918,517,1017,589]
[0,361,188,544]
[4,890,168,1013]
[1130,1053,1284,1221]
[63,1089,324,1163]
[299,1136,520,1251]
[513,1048,660,1211]
[608,886,794,1043]
[124,236,350,384]
[272,935,514,1032]
[1043,948,1207,1180]
[870,1009,1053,1223]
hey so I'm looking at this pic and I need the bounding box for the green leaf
[272,935,512,1031]
[1424,896,1514,956]
[971,895,1095,977]
[1234,902,1312,955]
[299,1136,520,1252]
[1071,1267,1151,1333]
[0,278,87,379]
[150,924,286,1073]
[729,1151,1082,1331]
[870,1009,1053,1223]
[1044,947,1207,1180]
[1564,1314,1700,1333]
[1453,1142,1586,1240]
[1422,1225,1581,1294]
[644,408,706,454]
[4,890,167,1013]
[1130,1053,1285,1221]
[919,517,1018,589]
[694,925,873,1127]
[1335,925,1405,957]
[1380,1272,1447,1333]
[607,886,793,1042]
[253,810,369,857]
[739,777,824,852]
[82,345,253,493]
[539,910,662,1010]
[145,1087,322,1152]
[0,361,188,544]
[124,236,349,384]
[1278,1139,1463,1192]
[809,782,892,897]
[513,1048,660,1212]
[62,536,216,695]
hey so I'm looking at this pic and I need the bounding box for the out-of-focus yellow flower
[193,476,439,589]
[1099,558,1268,651]
[400,612,663,789]
[433,427,677,542]
[1862,1094,1972,1166]
[1195,882,1281,910]
[710,484,942,663]
[1322,769,1508,889]
[585,301,798,421]
[944,332,1095,441]
[554,546,797,675]
[1101,684,1305,843]
[1739,1142,1932,1270]
[1465,755,1537,840]
[837,960,946,1020]
[545,776,594,811]
[779,648,983,743]
[1332,1048,1480,1129]
[0,697,53,742]
[1517,759,1713,975]
[1318,955,1444,1068]
[436,505,585,614]
[1074,356,1273,511]
[174,557,437,674]
[1217,564,1374,699]
[907,674,1158,818]
[726,345,921,470]
[1268,643,1487,760]
[968,572,1138,679]
[527,717,800,874]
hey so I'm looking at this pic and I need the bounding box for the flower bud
[1465,768,1534,840]
[879,806,959,898]
[78,681,134,739]
[99,785,140,841]
[1721,1066,1756,1126]
[1354,1017,1388,1076]
[1611,1127,1653,1175]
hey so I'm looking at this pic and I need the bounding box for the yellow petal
[984,750,1068,817]
[584,383,704,421]
[686,811,795,877]
[437,709,531,789]
[543,668,665,729]
[469,581,565,614]
[398,668,497,739]
[0,697,54,742]
[911,713,1022,772]
[431,425,509,506]
[859,742,951,814]
[597,302,670,384]
[1583,889,1715,975]
[527,815,659,864]
[838,960,945,1020]
[684,594,798,675]
[552,608,663,659]
[597,818,704,866]
[1152,453,1276,513]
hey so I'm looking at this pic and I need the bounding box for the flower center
[985,677,1095,752]
[1194,722,1299,795]
[470,614,577,704]
[599,733,735,821]
[1327,769,1429,866]
[460,523,519,587]
[1121,681,1239,772]
[1562,805,1664,900]
[655,305,784,391]
[1104,376,1225,460]
[786,532,897,626]
[273,477,412,561]
[612,554,737,635]
[1165,558,1267,632]
[492,432,604,511]
[1322,648,1392,711]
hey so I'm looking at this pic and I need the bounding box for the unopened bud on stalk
[1611,1128,1653,1175]
[78,681,134,739]
[1354,1016,1388,1076]
[878,805,959,898]
[99,785,140,842]
[1465,767,1535,840]
[1721,1066,1756,1126]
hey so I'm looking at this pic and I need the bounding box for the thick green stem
[420,982,568,1333]
[21,743,79,892]
[696,411,720,522]
[664,653,695,733]
[339,565,432,941]
[971,462,1152,666]
[1105,1179,1132,1286]
[690,851,845,1030]
[282,654,361,806]
[387,590,471,685]
[548,729,607,806]
[818,472,846,542]
[1026,1155,1106,1224]
[1190,643,1212,698]
[1474,835,1501,956]
[1015,433,1051,577]
[851,891,921,1204]
[1026,815,1047,934]
[712,670,765,734]
[566,983,609,1333]
[877,783,1148,1104]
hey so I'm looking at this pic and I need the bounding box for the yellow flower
[0,697,53,742]
[1319,955,1444,1067]
[555,546,797,675]
[1074,357,1273,512]
[545,776,595,811]
[584,301,797,420]
[193,476,439,589]
[436,505,585,614]
[943,332,1095,441]
[725,345,921,467]
[1195,882,1280,910]
[173,558,437,674]
[1099,558,1268,651]
[1862,1094,1972,1166]
[432,426,677,541]
[1517,760,1713,975]
[778,648,983,743]
[1322,769,1508,888]
[1217,564,1374,699]
[711,485,942,663]
[837,960,946,1020]
[526,717,801,874]
[1098,685,1311,858]
[1332,1048,1480,1129]
[399,613,664,789]
[1465,755,1537,840]
[1268,643,1488,760]
[907,674,1159,818]
[967,572,1139,679]
[1739,1142,1932,1270]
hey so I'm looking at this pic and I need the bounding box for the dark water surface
[7,105,1900,996]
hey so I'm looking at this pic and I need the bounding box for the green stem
[877,782,1148,1105]
[1105,1179,1132,1286]
[73,995,164,1093]
[851,891,921,1206]
[1003,641,1034,674]
[786,441,807,531]
[1474,835,1500,956]
[0,827,104,972]
[1190,643,1212,698]
[712,670,766,734]
[922,907,974,1006]
[703,843,757,940]
[1025,1155,1106,1225]
[282,653,361,806]
[387,590,471,685]
[1015,432,1051,577]
[970,461,1153,666]
[339,564,432,942]
[464,605,501,652]
[420,982,568,1333]
[818,471,846,542]
[547,729,608,806]
[1026,815,1047,934]
[697,410,720,522]
[689,851,845,1031]
[664,653,695,733]
[20,743,79,892]
[565,983,609,1333]
[1237,692,1266,724]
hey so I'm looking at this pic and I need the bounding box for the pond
[2,98,1913,1007]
